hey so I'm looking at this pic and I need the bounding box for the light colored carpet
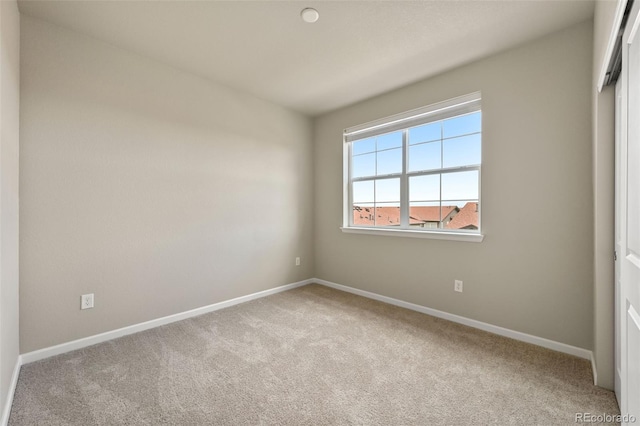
[9,284,619,425]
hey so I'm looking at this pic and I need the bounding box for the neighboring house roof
[353,206,400,226]
[445,202,479,230]
[353,206,458,227]
[409,206,458,223]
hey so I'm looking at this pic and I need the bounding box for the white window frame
[341,92,484,242]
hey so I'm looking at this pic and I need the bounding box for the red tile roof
[353,206,458,227]
[410,206,457,223]
[445,202,479,230]
[353,206,398,226]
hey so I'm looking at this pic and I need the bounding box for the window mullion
[439,123,443,228]
[352,173,402,182]
[400,130,409,228]
[406,165,479,179]
[347,141,354,227]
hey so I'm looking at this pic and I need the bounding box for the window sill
[340,226,484,242]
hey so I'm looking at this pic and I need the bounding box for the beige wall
[314,21,594,349]
[19,16,314,353]
[0,0,20,418]
[591,0,619,390]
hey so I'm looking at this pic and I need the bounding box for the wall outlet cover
[81,293,94,310]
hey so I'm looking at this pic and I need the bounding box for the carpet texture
[9,284,619,425]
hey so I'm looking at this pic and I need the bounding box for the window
[343,93,483,241]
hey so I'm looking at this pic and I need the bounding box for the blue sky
[352,111,481,209]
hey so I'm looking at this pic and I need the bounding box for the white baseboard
[6,276,597,422]
[19,276,592,370]
[1,356,22,426]
[21,279,314,365]
[314,278,593,360]
[591,352,598,385]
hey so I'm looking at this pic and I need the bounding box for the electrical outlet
[81,293,94,310]
[454,280,463,293]
[295,257,301,266]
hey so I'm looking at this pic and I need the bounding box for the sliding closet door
[618,0,640,420]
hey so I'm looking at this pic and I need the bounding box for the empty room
[0,0,637,424]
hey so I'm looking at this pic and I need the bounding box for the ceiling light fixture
[301,8,319,23]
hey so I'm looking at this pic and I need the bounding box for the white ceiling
[17,0,595,116]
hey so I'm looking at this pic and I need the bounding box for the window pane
[442,171,478,201]
[443,134,481,168]
[444,201,479,230]
[409,122,441,145]
[352,153,375,178]
[376,131,402,150]
[348,178,398,228]
[377,148,402,175]
[409,175,440,202]
[409,142,441,172]
[353,180,374,203]
[373,205,401,227]
[353,204,375,226]
[408,202,445,229]
[348,97,481,234]
[375,178,400,203]
[443,111,481,138]
[352,137,376,155]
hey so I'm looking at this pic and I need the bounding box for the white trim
[617,366,623,403]
[591,352,598,386]
[628,0,640,46]
[21,279,313,364]
[1,356,22,426]
[343,141,351,228]
[344,92,481,141]
[314,278,592,360]
[4,277,598,420]
[340,226,484,242]
[16,277,592,382]
[598,0,628,92]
